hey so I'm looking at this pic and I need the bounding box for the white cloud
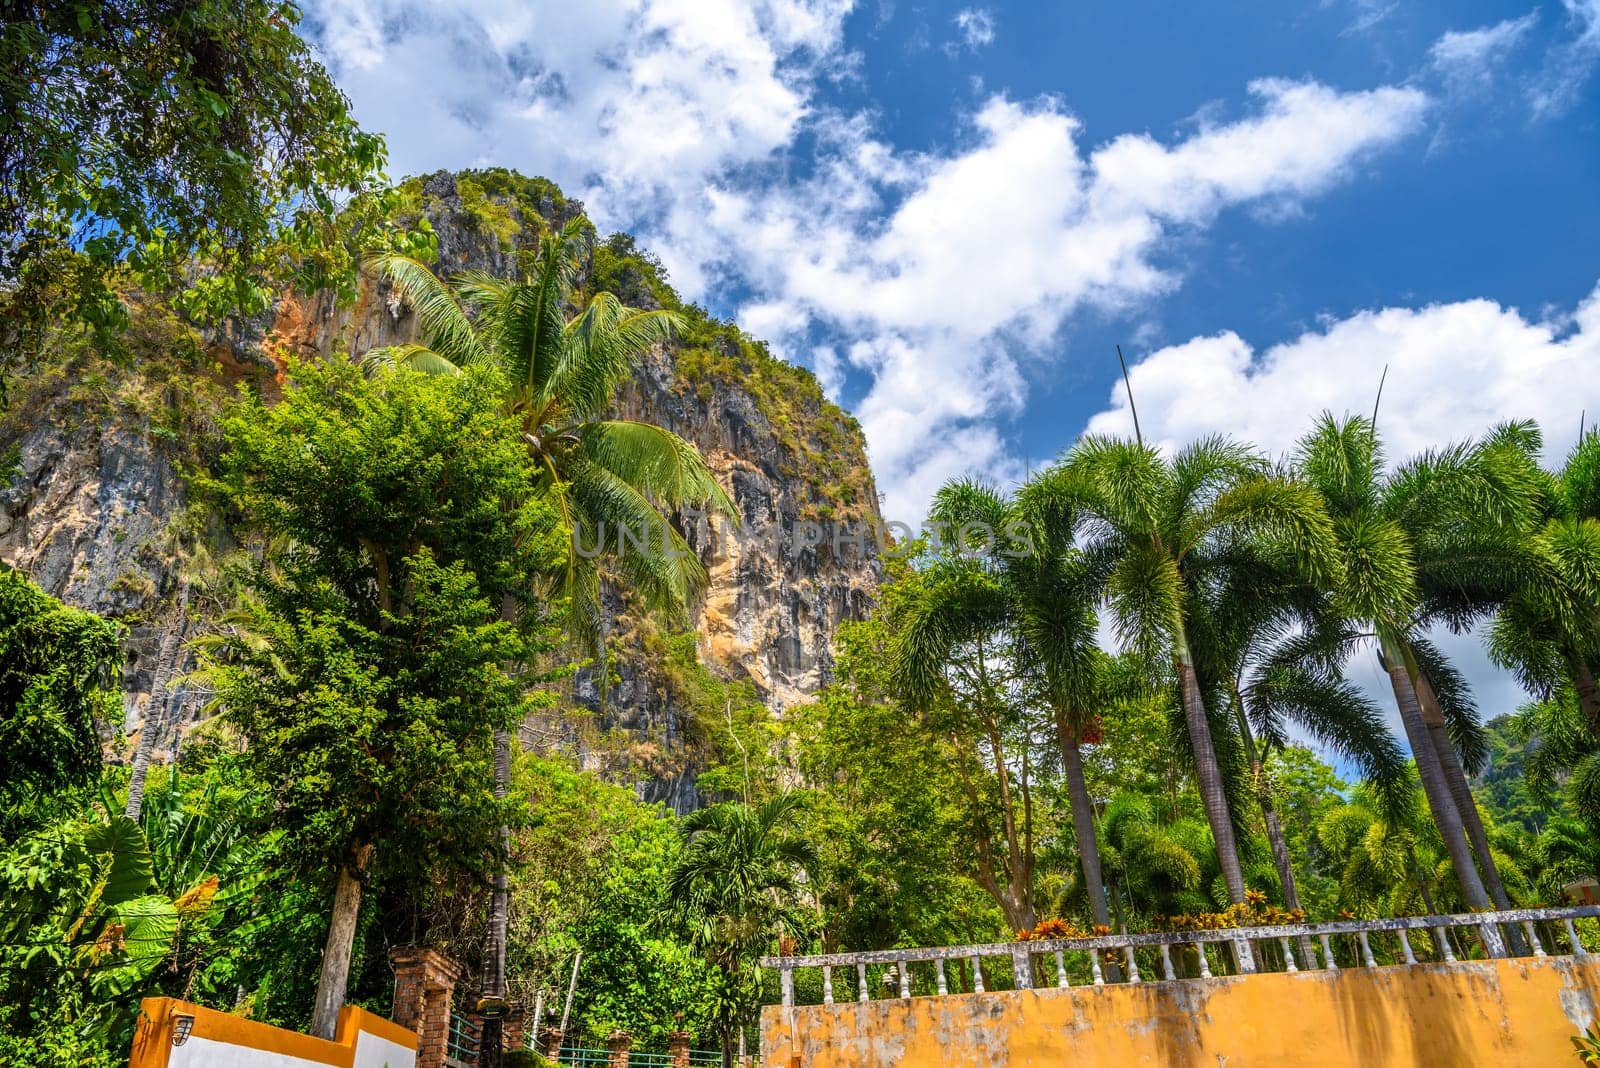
[1532,0,1600,115]
[1084,282,1600,466]
[951,8,996,51]
[1429,13,1538,90]
[302,0,853,264]
[701,81,1427,518]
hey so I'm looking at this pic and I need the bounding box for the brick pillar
[390,946,460,1068]
[540,1026,564,1063]
[606,1029,632,1068]
[502,1004,526,1053]
[667,1030,691,1068]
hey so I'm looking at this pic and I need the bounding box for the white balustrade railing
[761,906,1600,1008]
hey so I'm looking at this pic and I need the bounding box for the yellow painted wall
[762,956,1600,1067]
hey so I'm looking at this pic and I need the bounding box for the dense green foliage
[0,0,391,367]
[0,566,123,834]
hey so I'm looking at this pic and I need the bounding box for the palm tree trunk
[1377,631,1504,957]
[1409,657,1515,904]
[1568,650,1600,740]
[1174,637,1247,904]
[1228,683,1315,965]
[478,726,512,1068]
[1174,629,1255,973]
[1056,715,1111,931]
[312,843,372,1039]
[125,584,189,821]
[1054,709,1122,982]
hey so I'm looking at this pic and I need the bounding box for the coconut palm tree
[1031,435,1342,924]
[369,220,735,645]
[1294,414,1540,949]
[665,794,816,1068]
[1488,427,1600,738]
[369,221,736,1061]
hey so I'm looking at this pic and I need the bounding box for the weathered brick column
[540,1026,564,1063]
[606,1029,632,1068]
[667,1029,692,1068]
[390,946,460,1068]
[502,1004,526,1054]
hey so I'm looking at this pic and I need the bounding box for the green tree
[1515,690,1600,831]
[0,564,123,835]
[1294,414,1540,938]
[790,612,1006,956]
[1488,427,1600,738]
[1032,435,1341,919]
[205,361,563,1038]
[0,0,389,360]
[665,795,816,1068]
[370,220,736,1061]
[890,550,1046,932]
[1097,789,1212,921]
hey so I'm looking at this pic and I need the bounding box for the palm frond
[553,297,681,421]
[361,344,464,378]
[368,252,492,368]
[578,420,736,516]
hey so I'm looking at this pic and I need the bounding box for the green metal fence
[543,1046,725,1066]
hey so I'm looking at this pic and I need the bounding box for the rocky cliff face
[0,169,881,811]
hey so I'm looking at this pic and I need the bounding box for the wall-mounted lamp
[172,1013,196,1046]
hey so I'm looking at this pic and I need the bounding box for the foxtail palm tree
[369,221,736,1061]
[909,479,1122,940]
[1033,435,1342,925]
[1187,551,1407,960]
[1295,414,1539,952]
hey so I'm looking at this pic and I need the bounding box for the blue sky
[301,0,1600,726]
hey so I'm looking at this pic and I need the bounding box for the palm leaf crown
[366,218,737,655]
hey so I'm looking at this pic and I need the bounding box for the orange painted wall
[762,956,1600,1067]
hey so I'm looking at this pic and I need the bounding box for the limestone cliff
[0,169,882,811]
